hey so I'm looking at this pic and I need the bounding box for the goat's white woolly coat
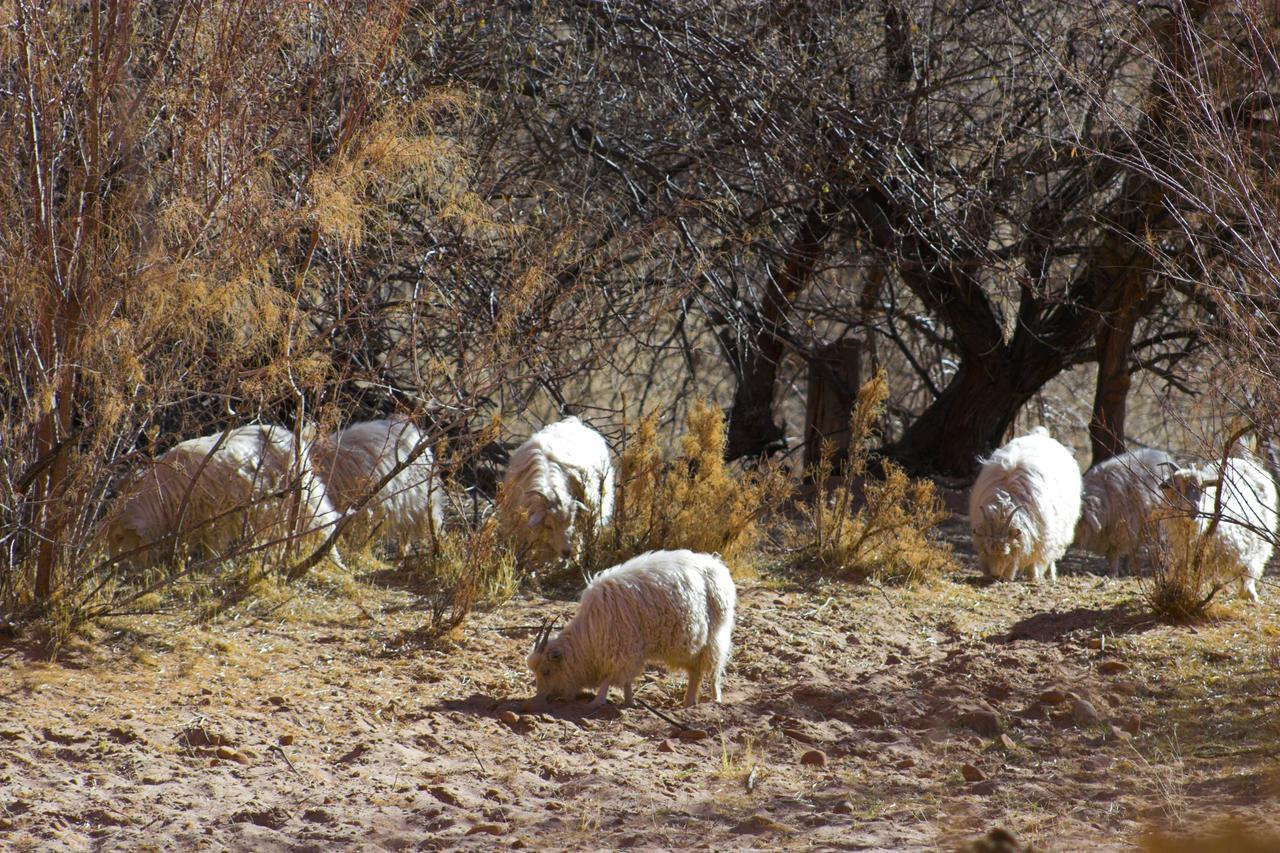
[1075,447,1178,575]
[528,550,736,707]
[969,427,1082,582]
[311,418,443,551]
[499,417,614,561]
[1159,454,1278,601]
[105,425,341,566]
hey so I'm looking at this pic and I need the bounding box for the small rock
[1086,638,1104,650]
[278,734,294,746]
[1071,699,1101,725]
[781,727,815,744]
[957,706,1002,736]
[675,728,709,741]
[499,710,520,726]
[657,739,675,753]
[1119,714,1142,735]
[466,823,506,836]
[895,757,916,770]
[731,814,795,834]
[1098,660,1129,675]
[960,763,986,783]
[267,695,287,706]
[1108,725,1132,742]
[996,734,1017,751]
[1038,687,1068,705]
[545,801,563,812]
[832,799,855,815]
[884,654,902,665]
[430,785,464,807]
[179,726,230,749]
[302,808,335,825]
[800,749,827,767]
[215,746,250,764]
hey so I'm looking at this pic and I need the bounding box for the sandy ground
[2,523,1279,851]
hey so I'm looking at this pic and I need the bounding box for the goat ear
[548,648,563,661]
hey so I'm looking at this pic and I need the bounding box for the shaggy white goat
[499,416,614,561]
[969,426,1082,582]
[1075,447,1179,576]
[105,424,342,567]
[312,417,443,553]
[527,550,736,708]
[1158,454,1278,601]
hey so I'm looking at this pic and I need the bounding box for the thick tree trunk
[1089,304,1139,466]
[724,202,834,460]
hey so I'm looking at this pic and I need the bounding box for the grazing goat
[312,417,443,554]
[499,417,614,561]
[1159,454,1278,601]
[105,424,342,568]
[527,550,736,708]
[969,427,1082,582]
[1075,447,1178,576]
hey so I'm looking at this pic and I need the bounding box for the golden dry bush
[402,516,518,642]
[576,400,791,581]
[790,372,955,584]
[1142,516,1234,623]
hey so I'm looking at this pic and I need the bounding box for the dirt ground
[3,522,1279,851]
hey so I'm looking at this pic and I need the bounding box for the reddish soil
[2,524,1278,850]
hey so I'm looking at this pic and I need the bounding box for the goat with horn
[969,426,1083,582]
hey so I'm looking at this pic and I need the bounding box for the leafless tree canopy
[2,1,1279,606]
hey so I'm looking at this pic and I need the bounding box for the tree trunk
[1089,301,1139,466]
[803,340,862,470]
[724,201,834,460]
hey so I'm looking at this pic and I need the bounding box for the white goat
[1158,454,1278,601]
[1075,447,1178,576]
[499,416,614,561]
[527,549,736,708]
[969,426,1082,582]
[105,424,342,568]
[312,417,443,553]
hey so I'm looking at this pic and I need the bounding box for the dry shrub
[790,372,955,584]
[572,400,791,582]
[1143,516,1234,623]
[401,516,517,642]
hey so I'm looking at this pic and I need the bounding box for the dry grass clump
[400,517,518,642]
[1143,517,1233,623]
[573,400,791,582]
[1141,820,1280,853]
[789,372,955,584]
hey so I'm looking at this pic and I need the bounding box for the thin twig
[271,744,304,780]
[464,742,487,775]
[635,696,690,732]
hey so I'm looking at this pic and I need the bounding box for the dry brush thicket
[2,0,1280,636]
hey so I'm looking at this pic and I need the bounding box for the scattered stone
[884,654,902,666]
[1071,699,1101,726]
[675,728,709,741]
[215,746,250,765]
[832,799,855,815]
[231,806,289,829]
[302,808,335,825]
[731,814,795,834]
[1086,638,1104,650]
[1098,660,1130,675]
[996,733,1017,751]
[178,726,230,749]
[106,726,141,745]
[267,695,287,706]
[957,705,1002,736]
[499,710,520,726]
[278,734,294,746]
[961,763,986,783]
[800,749,827,767]
[657,740,675,753]
[430,785,464,807]
[970,827,1032,852]
[466,823,506,836]
[0,730,23,742]
[1119,714,1142,735]
[545,801,564,812]
[782,727,815,744]
[1108,725,1132,742]
[895,757,916,770]
[1038,687,1068,705]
